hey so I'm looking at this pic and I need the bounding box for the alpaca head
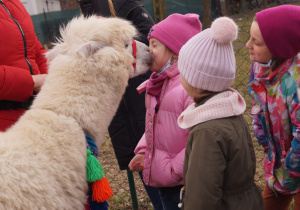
[33,16,152,147]
[46,15,153,77]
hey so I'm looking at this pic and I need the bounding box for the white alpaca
[0,16,152,209]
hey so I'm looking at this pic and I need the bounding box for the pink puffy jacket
[135,63,193,187]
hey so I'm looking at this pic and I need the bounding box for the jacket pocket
[171,167,182,182]
[275,158,300,192]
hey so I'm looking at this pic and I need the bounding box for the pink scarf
[146,72,168,108]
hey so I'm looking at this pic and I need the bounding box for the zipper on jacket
[0,1,33,75]
[154,113,157,123]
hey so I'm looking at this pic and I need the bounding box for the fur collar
[178,88,246,130]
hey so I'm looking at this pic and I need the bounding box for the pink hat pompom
[211,17,238,44]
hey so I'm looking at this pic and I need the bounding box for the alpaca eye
[125,43,129,48]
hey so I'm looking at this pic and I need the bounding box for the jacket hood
[178,88,246,130]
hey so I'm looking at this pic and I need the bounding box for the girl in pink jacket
[128,13,201,209]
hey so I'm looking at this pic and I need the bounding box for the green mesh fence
[32,9,80,46]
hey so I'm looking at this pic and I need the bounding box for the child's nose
[246,40,251,49]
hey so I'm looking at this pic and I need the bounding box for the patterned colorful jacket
[248,55,300,194]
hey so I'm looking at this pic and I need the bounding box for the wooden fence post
[203,0,212,29]
[152,0,167,23]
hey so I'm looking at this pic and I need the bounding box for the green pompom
[87,148,105,182]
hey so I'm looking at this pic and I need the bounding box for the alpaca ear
[76,41,108,58]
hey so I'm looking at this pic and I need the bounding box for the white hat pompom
[211,17,238,44]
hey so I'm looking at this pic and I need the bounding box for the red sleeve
[35,38,48,74]
[0,65,34,102]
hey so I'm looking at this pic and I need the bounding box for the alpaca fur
[0,15,152,209]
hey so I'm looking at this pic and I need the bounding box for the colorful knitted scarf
[85,134,113,210]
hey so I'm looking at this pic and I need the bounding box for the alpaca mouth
[146,54,154,66]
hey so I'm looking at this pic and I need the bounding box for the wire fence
[35,0,300,209]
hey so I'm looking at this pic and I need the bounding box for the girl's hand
[32,74,47,93]
[128,153,145,171]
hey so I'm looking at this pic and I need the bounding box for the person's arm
[170,89,193,181]
[126,6,155,45]
[129,133,147,171]
[252,114,269,151]
[134,133,147,154]
[184,129,226,210]
[285,86,300,177]
[0,65,34,102]
[170,148,185,181]
[128,153,145,171]
[34,37,48,74]
[31,37,48,93]
[248,65,269,152]
[0,37,48,101]
[32,74,47,93]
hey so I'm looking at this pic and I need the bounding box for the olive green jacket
[179,89,263,210]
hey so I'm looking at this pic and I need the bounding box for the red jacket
[0,0,48,131]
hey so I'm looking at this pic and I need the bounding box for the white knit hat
[178,17,238,92]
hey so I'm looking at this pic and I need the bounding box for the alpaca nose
[146,54,154,66]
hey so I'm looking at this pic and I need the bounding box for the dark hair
[265,59,285,76]
[193,90,217,104]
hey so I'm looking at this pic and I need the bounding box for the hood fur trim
[178,88,246,130]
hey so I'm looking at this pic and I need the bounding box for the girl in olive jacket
[177,17,263,210]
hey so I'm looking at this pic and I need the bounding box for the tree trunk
[263,0,268,8]
[152,0,166,23]
[224,0,232,15]
[59,0,79,10]
[239,0,246,11]
[203,0,211,29]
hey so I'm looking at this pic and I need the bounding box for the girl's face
[246,21,273,63]
[149,38,174,72]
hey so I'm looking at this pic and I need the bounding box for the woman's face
[246,21,273,63]
[149,38,173,72]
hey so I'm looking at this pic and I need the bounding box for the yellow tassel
[92,177,114,202]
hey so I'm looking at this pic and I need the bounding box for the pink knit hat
[178,17,238,92]
[147,13,202,55]
[256,5,300,60]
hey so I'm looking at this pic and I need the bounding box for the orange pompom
[92,177,114,202]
